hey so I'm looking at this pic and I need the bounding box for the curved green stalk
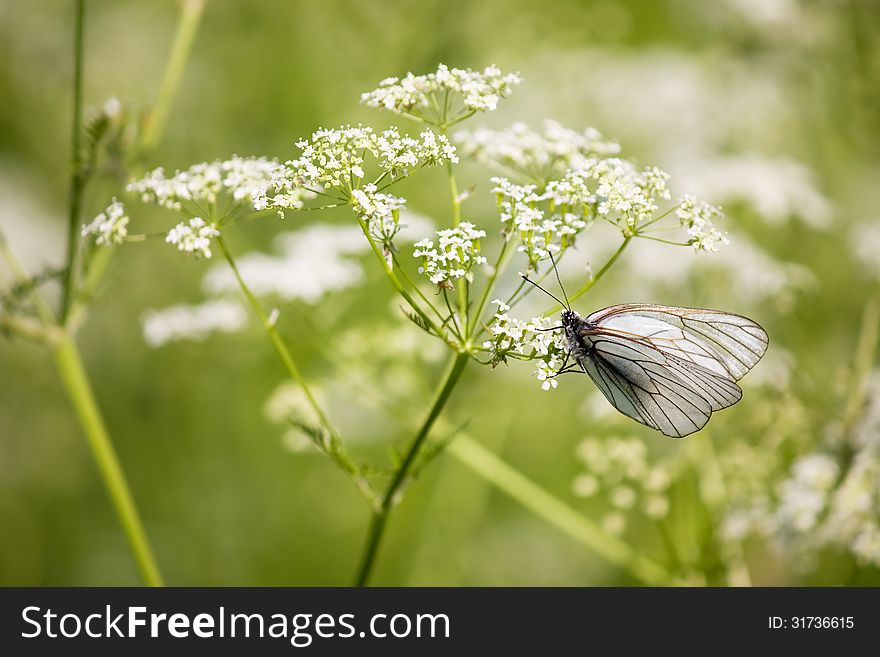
[544,236,631,315]
[447,436,678,585]
[354,351,470,586]
[138,0,208,153]
[356,219,447,340]
[54,337,164,586]
[216,235,333,432]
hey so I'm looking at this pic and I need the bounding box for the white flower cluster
[573,437,674,534]
[676,194,728,252]
[581,158,671,231]
[350,184,406,250]
[456,120,620,178]
[141,299,247,348]
[413,222,487,285]
[361,64,522,116]
[166,217,220,258]
[481,300,568,389]
[488,157,692,268]
[81,198,129,247]
[491,175,590,269]
[258,126,457,216]
[128,156,285,212]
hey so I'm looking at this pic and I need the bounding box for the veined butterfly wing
[586,304,769,380]
[577,304,768,438]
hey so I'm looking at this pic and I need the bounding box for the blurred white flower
[676,155,833,229]
[166,217,219,258]
[456,120,620,177]
[81,198,128,247]
[601,511,627,535]
[203,224,367,303]
[850,221,880,280]
[0,164,64,280]
[141,300,247,347]
[361,64,522,117]
[129,156,285,212]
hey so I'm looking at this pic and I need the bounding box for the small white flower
[413,222,487,285]
[677,194,728,252]
[361,64,522,118]
[166,217,220,258]
[350,183,407,248]
[81,198,128,246]
[129,156,286,213]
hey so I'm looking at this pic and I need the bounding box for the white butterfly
[559,304,768,438]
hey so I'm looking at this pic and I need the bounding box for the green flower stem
[61,0,86,322]
[294,321,670,586]
[354,351,470,586]
[54,335,164,586]
[0,231,56,325]
[468,235,513,337]
[356,219,447,341]
[138,0,207,153]
[447,436,678,586]
[216,234,334,432]
[544,236,632,315]
[442,135,469,329]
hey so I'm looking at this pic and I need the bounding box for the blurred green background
[2,0,880,586]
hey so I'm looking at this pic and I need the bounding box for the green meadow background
[2,0,879,585]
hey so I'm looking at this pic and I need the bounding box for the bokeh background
[2,0,880,585]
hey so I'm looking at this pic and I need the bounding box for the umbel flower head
[82,198,129,246]
[128,156,286,213]
[257,125,457,216]
[413,222,488,286]
[361,64,522,123]
[481,300,568,389]
[676,194,728,252]
[166,217,220,258]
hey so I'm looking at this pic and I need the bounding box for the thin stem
[0,232,56,325]
[61,0,86,322]
[287,310,672,587]
[356,219,447,340]
[390,253,447,325]
[354,352,470,586]
[636,235,688,247]
[216,234,333,431]
[544,237,632,315]
[447,436,677,585]
[442,149,469,331]
[138,0,207,152]
[54,336,164,586]
[469,237,512,338]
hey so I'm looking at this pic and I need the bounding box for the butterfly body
[558,303,768,439]
[561,309,596,360]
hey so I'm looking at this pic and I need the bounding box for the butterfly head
[561,309,593,355]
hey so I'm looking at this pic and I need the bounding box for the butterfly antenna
[548,252,570,310]
[519,273,567,309]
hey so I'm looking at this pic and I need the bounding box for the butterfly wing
[579,334,716,438]
[577,304,767,438]
[586,304,768,381]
